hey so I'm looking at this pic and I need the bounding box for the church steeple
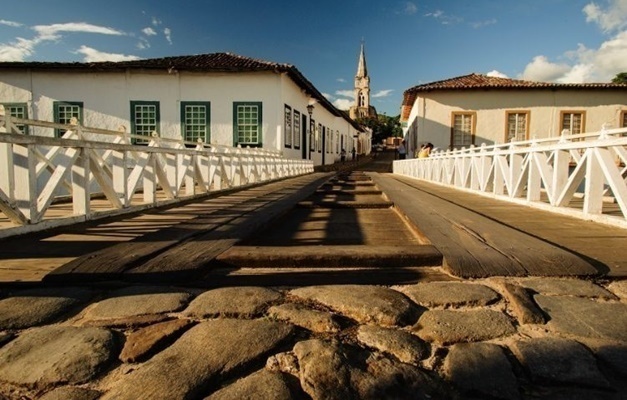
[356,41,367,78]
[350,41,376,120]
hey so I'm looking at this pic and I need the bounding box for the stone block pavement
[0,277,626,399]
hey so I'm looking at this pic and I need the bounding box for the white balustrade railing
[393,127,627,228]
[0,108,313,232]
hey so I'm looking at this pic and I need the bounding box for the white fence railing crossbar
[0,109,313,232]
[393,127,627,228]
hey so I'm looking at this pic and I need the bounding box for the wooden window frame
[284,104,292,149]
[233,101,263,147]
[450,111,476,150]
[309,118,315,152]
[317,123,322,153]
[53,101,83,138]
[620,110,627,128]
[559,110,586,135]
[130,101,160,144]
[293,109,301,149]
[504,110,530,143]
[180,101,210,144]
[2,102,29,134]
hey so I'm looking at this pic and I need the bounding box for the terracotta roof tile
[405,73,627,93]
[400,73,627,121]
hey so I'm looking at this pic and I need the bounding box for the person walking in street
[397,140,407,160]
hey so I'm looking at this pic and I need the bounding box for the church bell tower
[350,41,377,120]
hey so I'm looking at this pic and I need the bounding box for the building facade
[401,73,627,157]
[0,53,364,166]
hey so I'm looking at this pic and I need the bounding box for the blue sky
[1,0,626,116]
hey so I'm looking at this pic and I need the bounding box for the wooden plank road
[371,173,627,278]
[43,173,332,283]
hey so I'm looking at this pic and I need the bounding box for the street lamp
[306,103,314,116]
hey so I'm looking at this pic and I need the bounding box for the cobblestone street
[0,277,626,399]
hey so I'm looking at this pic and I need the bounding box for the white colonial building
[0,52,364,166]
[401,73,627,157]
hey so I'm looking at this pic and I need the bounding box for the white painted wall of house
[403,89,627,156]
[0,69,359,166]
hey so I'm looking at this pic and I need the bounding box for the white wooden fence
[393,127,627,228]
[0,107,313,236]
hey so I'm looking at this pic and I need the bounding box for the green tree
[356,114,402,145]
[611,72,627,84]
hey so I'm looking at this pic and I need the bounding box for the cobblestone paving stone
[0,278,625,399]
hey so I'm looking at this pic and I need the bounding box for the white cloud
[372,89,393,98]
[164,28,172,44]
[137,38,150,50]
[583,0,627,33]
[0,19,22,28]
[142,27,157,36]
[520,55,571,82]
[520,30,627,82]
[0,21,127,61]
[519,1,627,83]
[336,78,346,83]
[152,17,162,26]
[322,92,332,99]
[33,22,125,41]
[333,98,353,111]
[404,2,418,15]
[0,37,37,61]
[471,18,497,29]
[486,70,508,78]
[75,45,140,62]
[424,10,463,25]
[335,89,354,98]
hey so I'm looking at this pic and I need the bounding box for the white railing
[393,127,627,228]
[0,108,313,234]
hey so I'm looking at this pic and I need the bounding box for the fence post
[72,147,90,217]
[0,106,15,203]
[12,142,37,223]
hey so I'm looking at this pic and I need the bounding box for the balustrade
[393,127,627,228]
[0,106,313,234]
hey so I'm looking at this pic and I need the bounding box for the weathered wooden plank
[124,174,331,278]
[215,245,442,269]
[371,174,599,278]
[45,173,331,281]
[202,266,457,288]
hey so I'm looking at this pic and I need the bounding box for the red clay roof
[0,53,364,131]
[401,73,627,121]
[405,73,627,93]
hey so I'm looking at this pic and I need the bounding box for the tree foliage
[611,72,627,84]
[356,114,402,144]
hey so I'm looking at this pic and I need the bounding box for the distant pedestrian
[340,148,346,162]
[351,147,356,161]
[397,140,407,160]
